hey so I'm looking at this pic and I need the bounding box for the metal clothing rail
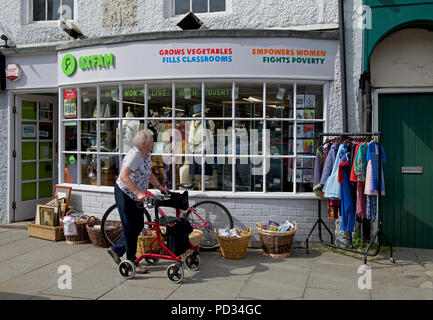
[305,132,395,265]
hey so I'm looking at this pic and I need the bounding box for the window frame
[172,0,227,16]
[29,0,76,23]
[59,79,328,197]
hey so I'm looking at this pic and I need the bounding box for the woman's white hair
[132,129,154,147]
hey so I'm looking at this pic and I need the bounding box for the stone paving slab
[304,287,371,300]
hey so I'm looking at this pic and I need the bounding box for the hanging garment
[337,144,356,232]
[354,142,368,182]
[313,147,326,200]
[327,200,339,220]
[350,143,362,182]
[323,144,345,200]
[356,182,367,218]
[366,142,386,195]
[319,142,339,186]
[366,195,377,220]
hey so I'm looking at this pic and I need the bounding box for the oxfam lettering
[77,53,115,71]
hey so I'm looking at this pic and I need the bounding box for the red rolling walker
[118,193,200,283]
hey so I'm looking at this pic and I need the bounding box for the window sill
[59,183,317,200]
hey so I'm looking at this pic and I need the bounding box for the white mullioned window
[60,81,326,195]
[174,0,226,15]
[32,0,74,21]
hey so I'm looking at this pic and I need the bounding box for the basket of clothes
[214,228,252,259]
[61,214,91,244]
[256,221,297,258]
[86,216,111,248]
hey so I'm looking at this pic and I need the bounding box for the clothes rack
[305,132,395,265]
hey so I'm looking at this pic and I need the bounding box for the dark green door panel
[379,93,433,249]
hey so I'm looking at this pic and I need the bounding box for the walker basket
[61,215,90,244]
[214,228,252,259]
[136,231,163,256]
[86,216,111,248]
[181,229,203,260]
[256,222,297,258]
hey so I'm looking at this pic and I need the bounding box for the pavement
[0,226,433,300]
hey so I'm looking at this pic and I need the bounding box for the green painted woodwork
[22,142,36,160]
[22,162,36,181]
[22,101,37,120]
[379,93,433,249]
[21,182,37,201]
[363,1,433,71]
[39,180,53,199]
[39,142,52,160]
[39,162,53,179]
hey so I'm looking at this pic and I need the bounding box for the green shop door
[379,93,433,249]
[14,95,58,221]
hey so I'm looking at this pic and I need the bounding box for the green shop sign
[61,53,115,76]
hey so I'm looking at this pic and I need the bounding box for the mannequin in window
[179,157,193,189]
[156,123,173,189]
[117,106,141,153]
[187,104,216,189]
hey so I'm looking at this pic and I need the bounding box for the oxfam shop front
[7,33,339,246]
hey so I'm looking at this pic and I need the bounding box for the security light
[0,34,9,48]
[177,12,203,30]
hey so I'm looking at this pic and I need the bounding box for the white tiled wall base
[69,191,334,248]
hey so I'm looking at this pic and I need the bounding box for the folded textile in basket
[218,228,240,237]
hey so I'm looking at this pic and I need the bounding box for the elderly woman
[107,129,168,273]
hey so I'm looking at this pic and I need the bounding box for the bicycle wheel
[185,201,233,250]
[101,203,152,246]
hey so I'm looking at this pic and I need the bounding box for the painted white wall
[371,28,433,88]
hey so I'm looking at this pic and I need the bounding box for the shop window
[60,81,325,194]
[174,0,226,15]
[32,0,74,21]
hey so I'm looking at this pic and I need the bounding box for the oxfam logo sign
[62,54,77,76]
[61,53,115,77]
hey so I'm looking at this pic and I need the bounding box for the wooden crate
[28,222,65,242]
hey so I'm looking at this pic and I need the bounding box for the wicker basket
[86,216,111,248]
[28,222,65,242]
[61,215,90,244]
[136,231,163,256]
[256,222,297,258]
[214,228,252,259]
[181,229,203,260]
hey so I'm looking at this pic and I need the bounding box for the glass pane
[295,122,323,156]
[22,142,36,160]
[100,120,118,152]
[192,0,207,13]
[22,182,36,201]
[39,142,52,160]
[148,120,172,154]
[266,158,294,192]
[33,0,46,21]
[22,122,37,140]
[235,83,263,118]
[210,0,225,12]
[100,86,120,118]
[148,84,172,118]
[295,85,324,120]
[64,154,77,183]
[22,101,37,120]
[39,180,53,198]
[174,156,201,191]
[80,87,97,118]
[266,83,293,118]
[64,121,77,151]
[204,83,232,118]
[120,119,144,153]
[296,158,314,192]
[22,162,36,181]
[175,0,190,15]
[175,83,202,117]
[101,155,119,186]
[80,154,98,185]
[235,158,263,192]
[39,102,53,121]
[81,120,97,152]
[235,120,263,155]
[63,89,77,119]
[49,0,60,20]
[267,121,294,156]
[39,161,53,179]
[174,120,191,154]
[39,122,53,140]
[204,157,232,191]
[206,120,232,155]
[61,0,74,19]
[152,155,173,189]
[122,85,144,118]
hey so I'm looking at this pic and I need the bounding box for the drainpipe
[338,0,349,132]
[365,72,372,132]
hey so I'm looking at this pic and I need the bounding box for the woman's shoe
[107,248,121,265]
[135,264,149,274]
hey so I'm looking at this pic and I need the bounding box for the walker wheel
[144,249,160,264]
[185,254,200,271]
[118,260,136,279]
[166,264,184,284]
